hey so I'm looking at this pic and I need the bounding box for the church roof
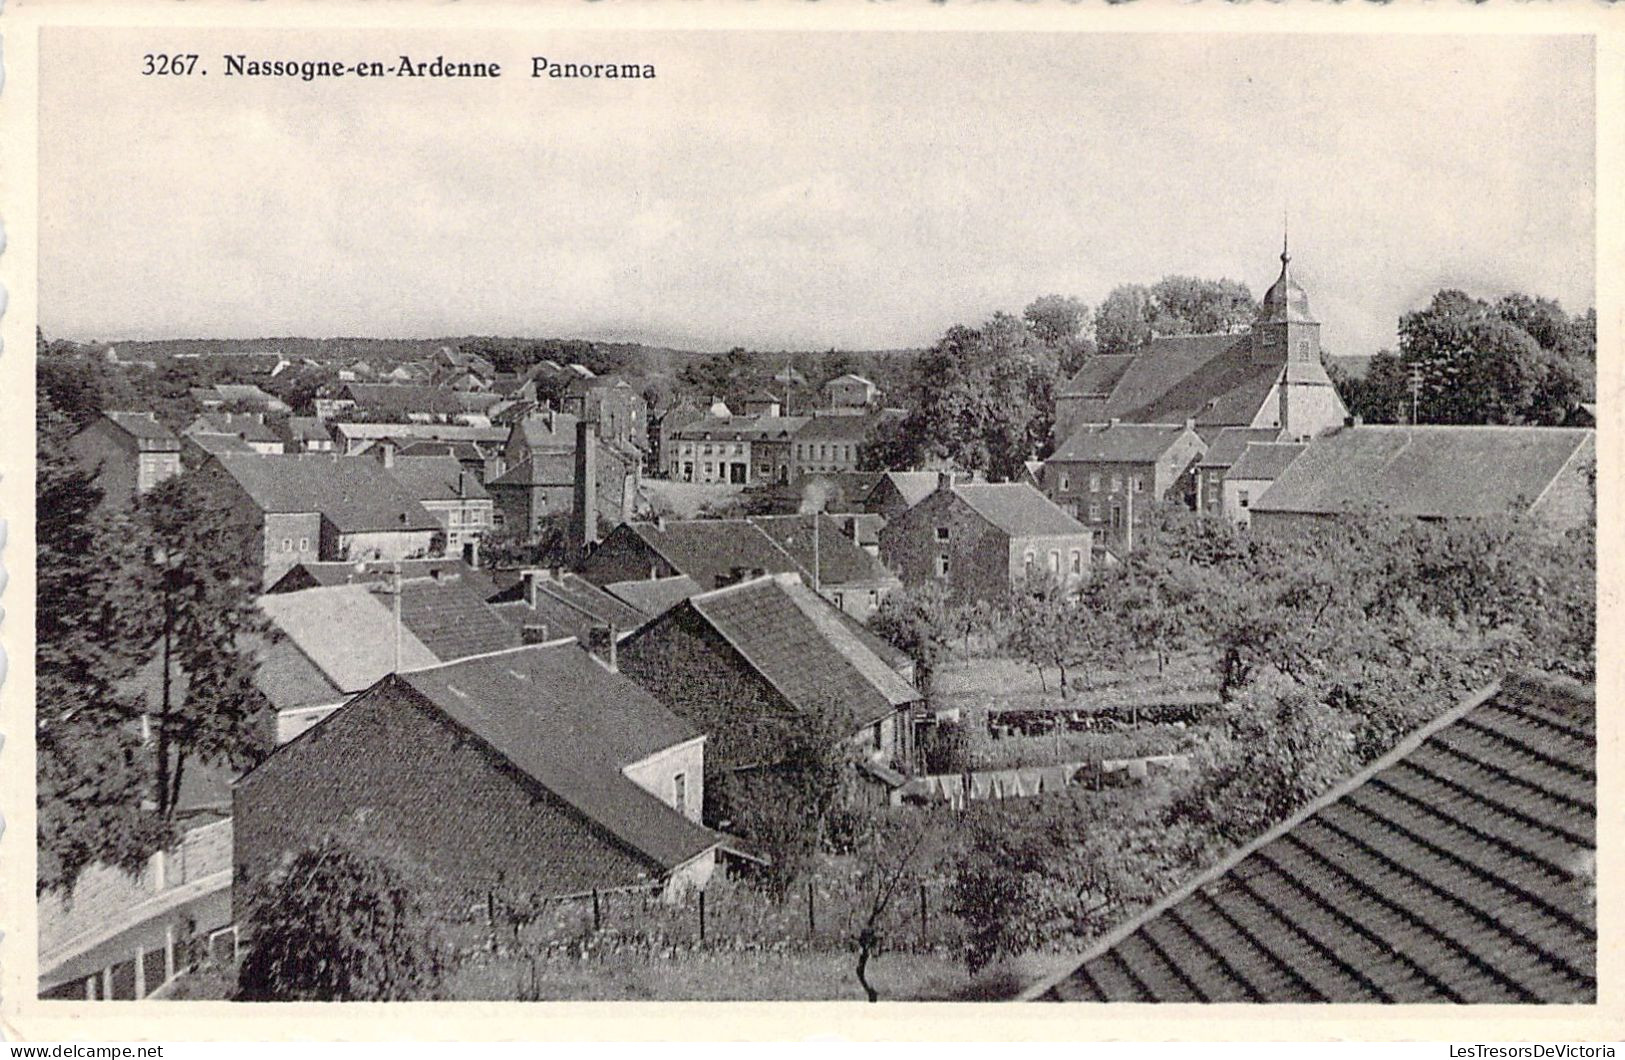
[1257,249,1316,325]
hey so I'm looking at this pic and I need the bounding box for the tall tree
[139,469,274,819]
[1148,276,1257,336]
[1094,284,1156,356]
[36,393,170,892]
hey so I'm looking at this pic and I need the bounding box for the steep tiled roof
[1028,673,1596,1003]
[749,514,902,590]
[396,576,519,659]
[1197,427,1283,469]
[627,520,803,588]
[214,453,440,533]
[952,483,1088,538]
[603,575,703,618]
[285,416,332,443]
[490,572,648,635]
[1228,441,1306,482]
[1070,334,1293,432]
[397,643,716,871]
[193,412,281,444]
[514,412,582,450]
[1253,426,1594,519]
[1050,423,1196,464]
[684,573,919,730]
[384,454,490,501]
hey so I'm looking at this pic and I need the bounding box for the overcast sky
[41,29,1594,356]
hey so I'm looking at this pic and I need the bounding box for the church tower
[1249,232,1322,366]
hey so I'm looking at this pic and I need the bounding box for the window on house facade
[935,526,949,542]
[1024,550,1035,575]
[1088,503,1101,521]
[872,721,884,750]
[673,772,686,812]
[1071,549,1082,574]
[936,554,950,578]
[1048,550,1060,573]
[1239,489,1250,509]
[1110,474,1122,493]
[1089,473,1101,492]
[1133,476,1144,493]
[299,538,309,552]
[868,590,878,608]
[281,538,292,552]
[1059,474,1070,492]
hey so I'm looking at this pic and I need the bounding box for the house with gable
[1053,240,1348,448]
[235,641,721,915]
[377,450,494,566]
[880,474,1093,600]
[66,411,182,503]
[1041,420,1207,538]
[861,471,944,525]
[1222,441,1306,527]
[617,572,921,796]
[1193,426,1284,515]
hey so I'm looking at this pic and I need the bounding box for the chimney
[523,569,541,610]
[937,470,957,494]
[655,513,667,531]
[1184,417,1196,431]
[571,419,599,557]
[522,623,550,645]
[457,471,469,498]
[587,625,618,671]
[378,439,396,468]
[1108,418,1121,428]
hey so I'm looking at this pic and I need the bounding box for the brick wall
[234,681,662,918]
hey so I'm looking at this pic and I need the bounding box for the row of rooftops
[1046,417,1595,521]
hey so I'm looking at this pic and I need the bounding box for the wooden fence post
[807,880,815,940]
[699,890,707,944]
[919,883,928,942]
[592,888,601,932]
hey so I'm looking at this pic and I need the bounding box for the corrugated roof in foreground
[397,642,716,872]
[1026,672,1595,1003]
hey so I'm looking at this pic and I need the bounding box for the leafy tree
[1023,295,1089,348]
[850,813,947,1001]
[1002,575,1082,695]
[36,393,170,892]
[238,834,445,1001]
[861,313,1058,480]
[139,469,274,819]
[868,582,955,698]
[1094,284,1156,356]
[1148,276,1257,336]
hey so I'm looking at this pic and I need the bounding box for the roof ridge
[396,637,577,674]
[1017,677,1509,1001]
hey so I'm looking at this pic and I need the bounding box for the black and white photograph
[13,11,1610,1030]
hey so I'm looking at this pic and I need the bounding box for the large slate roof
[1028,673,1595,1003]
[397,642,716,871]
[1063,335,1286,432]
[1228,442,1306,482]
[1253,426,1594,519]
[258,586,441,694]
[951,483,1088,538]
[396,576,519,660]
[104,410,180,445]
[214,453,440,533]
[384,454,490,501]
[1197,427,1283,469]
[683,573,919,730]
[603,575,703,618]
[748,514,902,590]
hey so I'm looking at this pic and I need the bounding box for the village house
[652,399,705,477]
[559,375,648,454]
[1053,241,1347,447]
[184,412,286,455]
[737,390,783,417]
[203,453,444,584]
[325,383,502,424]
[617,572,921,795]
[747,514,903,618]
[280,416,336,453]
[1192,427,1283,515]
[67,410,182,503]
[235,641,721,918]
[881,474,1093,600]
[376,450,494,566]
[668,416,769,485]
[1027,672,1596,1003]
[488,418,640,545]
[1221,441,1306,528]
[823,373,881,410]
[1042,420,1206,539]
[790,410,899,479]
[189,383,289,415]
[1248,424,1596,537]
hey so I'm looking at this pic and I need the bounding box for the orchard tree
[238,835,445,1001]
[868,582,956,698]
